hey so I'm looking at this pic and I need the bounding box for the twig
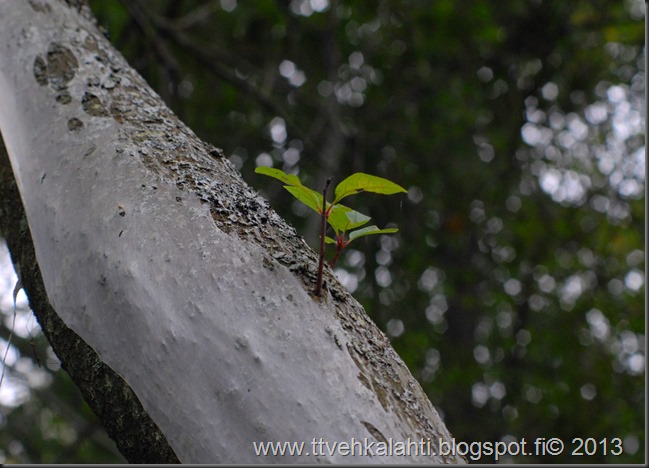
[0,278,21,389]
[329,242,343,268]
[315,177,333,298]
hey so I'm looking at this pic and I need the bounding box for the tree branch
[0,138,179,464]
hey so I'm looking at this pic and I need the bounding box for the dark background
[0,0,644,463]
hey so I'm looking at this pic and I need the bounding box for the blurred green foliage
[1,0,644,463]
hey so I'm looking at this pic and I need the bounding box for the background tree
[1,0,645,463]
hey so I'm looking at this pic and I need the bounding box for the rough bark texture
[0,0,465,463]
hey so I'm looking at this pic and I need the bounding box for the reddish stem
[328,236,348,268]
[315,176,333,297]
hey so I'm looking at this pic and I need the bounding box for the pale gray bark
[0,0,465,463]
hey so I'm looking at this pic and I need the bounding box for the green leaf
[333,173,407,204]
[327,205,371,233]
[284,185,325,214]
[256,167,329,214]
[256,168,401,243]
[348,226,399,241]
[344,209,372,228]
[255,166,303,187]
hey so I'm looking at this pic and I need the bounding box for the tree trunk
[0,0,465,463]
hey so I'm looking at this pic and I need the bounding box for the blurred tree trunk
[0,0,464,463]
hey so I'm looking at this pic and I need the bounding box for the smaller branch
[0,304,16,389]
[315,177,333,298]
[328,240,345,268]
[168,2,220,31]
[121,0,182,79]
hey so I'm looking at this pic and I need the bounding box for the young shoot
[255,167,406,298]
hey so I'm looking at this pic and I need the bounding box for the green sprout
[255,167,406,298]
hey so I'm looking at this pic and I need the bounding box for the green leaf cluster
[255,167,405,263]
